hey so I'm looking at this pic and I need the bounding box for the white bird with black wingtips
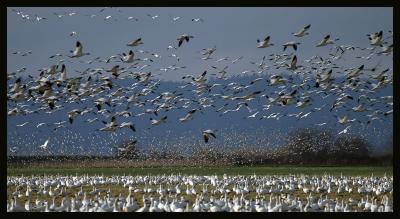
[292,24,311,37]
[39,138,50,150]
[69,41,90,58]
[151,116,168,125]
[202,130,216,143]
[257,36,274,48]
[177,34,194,47]
[119,122,136,132]
[179,109,197,122]
[127,38,143,47]
[316,35,338,47]
[283,42,301,51]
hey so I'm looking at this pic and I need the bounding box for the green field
[7,166,393,176]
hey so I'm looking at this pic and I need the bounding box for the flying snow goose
[257,36,274,48]
[120,50,136,63]
[179,109,197,122]
[99,116,118,131]
[316,35,338,47]
[283,42,301,51]
[202,129,216,143]
[369,31,383,46]
[39,138,50,150]
[55,64,67,86]
[67,109,81,124]
[150,116,168,125]
[346,65,364,79]
[292,24,311,37]
[119,122,136,132]
[94,97,111,110]
[69,41,90,58]
[338,125,351,135]
[177,34,194,47]
[127,38,143,47]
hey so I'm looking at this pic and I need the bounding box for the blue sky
[7,7,393,155]
[7,7,393,80]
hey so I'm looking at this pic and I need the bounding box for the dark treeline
[8,128,392,168]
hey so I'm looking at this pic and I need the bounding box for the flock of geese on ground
[7,8,393,155]
[7,173,393,212]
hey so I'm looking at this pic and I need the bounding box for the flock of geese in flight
[7,8,393,155]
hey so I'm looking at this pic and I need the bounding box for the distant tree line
[111,128,392,166]
[8,128,392,167]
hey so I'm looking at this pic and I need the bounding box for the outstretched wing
[203,133,209,143]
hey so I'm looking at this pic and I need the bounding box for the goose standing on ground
[257,36,274,48]
[177,34,194,47]
[203,129,216,143]
[69,41,90,58]
[292,24,311,37]
[127,38,143,47]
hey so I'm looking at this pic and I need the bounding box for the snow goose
[378,44,393,55]
[99,116,118,132]
[179,109,197,122]
[192,18,204,22]
[177,34,194,47]
[127,38,143,47]
[107,65,124,78]
[287,55,300,71]
[369,30,383,46]
[292,24,311,37]
[283,42,301,51]
[120,50,138,63]
[150,116,167,125]
[119,122,136,132]
[94,97,111,111]
[269,75,287,86]
[316,35,338,47]
[257,36,274,48]
[202,129,216,143]
[69,41,90,58]
[67,109,81,124]
[55,64,67,86]
[338,125,351,135]
[39,138,50,150]
[346,65,364,79]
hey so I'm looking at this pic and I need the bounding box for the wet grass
[7,166,392,212]
[7,178,392,212]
